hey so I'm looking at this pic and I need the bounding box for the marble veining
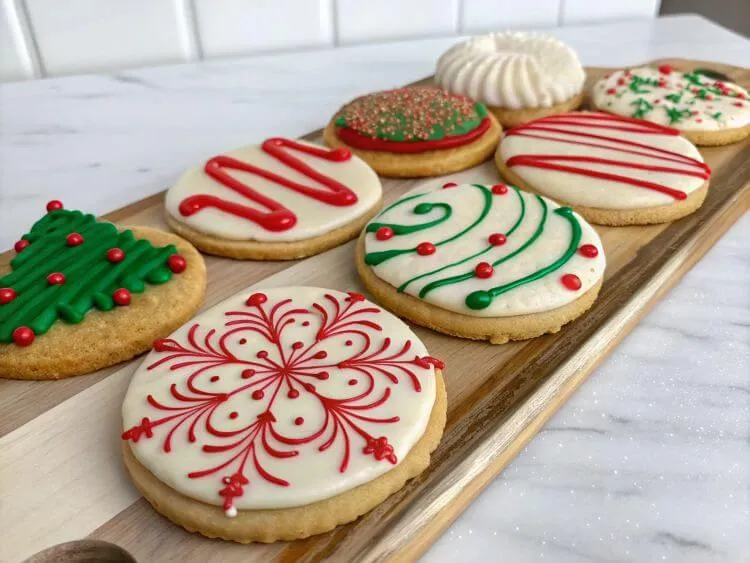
[0,14,747,563]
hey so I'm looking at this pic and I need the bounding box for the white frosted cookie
[164,138,382,259]
[592,65,750,146]
[495,112,711,225]
[121,286,446,542]
[356,182,606,343]
[435,31,585,127]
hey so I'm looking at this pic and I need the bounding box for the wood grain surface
[2,59,749,563]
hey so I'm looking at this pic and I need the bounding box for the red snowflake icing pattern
[122,290,443,517]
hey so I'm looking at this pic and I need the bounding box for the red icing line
[179,138,358,232]
[505,113,710,201]
[335,117,492,154]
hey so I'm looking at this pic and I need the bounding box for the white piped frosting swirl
[435,32,585,110]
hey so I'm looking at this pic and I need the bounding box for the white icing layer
[364,183,605,317]
[122,287,438,511]
[435,32,585,110]
[592,66,750,132]
[165,139,382,242]
[499,112,709,209]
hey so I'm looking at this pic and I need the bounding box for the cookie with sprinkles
[121,286,446,542]
[592,65,750,146]
[323,86,502,177]
[0,202,206,379]
[355,182,606,343]
[495,112,711,226]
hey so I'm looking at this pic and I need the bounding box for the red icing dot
[658,64,673,75]
[246,292,267,307]
[313,350,328,359]
[47,272,65,285]
[241,369,255,379]
[13,326,35,347]
[113,288,131,306]
[239,338,247,345]
[617,78,626,86]
[257,350,268,359]
[14,239,30,253]
[251,390,264,400]
[474,262,493,279]
[348,379,357,385]
[318,371,330,380]
[416,242,436,256]
[442,182,458,189]
[345,339,353,346]
[46,200,63,212]
[347,292,365,302]
[561,274,582,291]
[229,411,238,419]
[301,321,310,327]
[606,88,617,95]
[292,341,304,350]
[288,389,300,399]
[167,254,186,273]
[376,226,394,240]
[657,80,667,88]
[304,383,316,392]
[66,233,84,246]
[488,233,506,246]
[0,288,17,304]
[331,147,351,161]
[578,244,599,258]
[294,417,304,426]
[106,248,125,263]
[491,184,508,195]
[735,102,744,107]
[210,375,219,382]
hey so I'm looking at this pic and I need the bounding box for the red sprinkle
[246,292,267,307]
[488,233,507,246]
[416,242,436,256]
[735,102,744,107]
[66,233,84,246]
[113,288,131,306]
[12,326,35,347]
[617,78,626,86]
[0,288,17,304]
[47,272,65,285]
[46,200,63,212]
[606,88,617,95]
[167,254,186,273]
[375,226,394,240]
[561,274,582,291]
[14,239,30,253]
[107,248,125,263]
[492,184,508,195]
[442,182,458,189]
[294,417,304,426]
[658,64,673,75]
[474,262,493,279]
[578,244,599,258]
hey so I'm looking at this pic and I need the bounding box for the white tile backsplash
[335,0,458,44]
[24,0,192,76]
[0,0,662,81]
[460,0,561,32]
[194,0,334,58]
[560,0,660,24]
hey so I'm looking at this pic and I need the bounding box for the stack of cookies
[2,29,748,546]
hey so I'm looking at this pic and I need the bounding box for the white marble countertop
[1,13,748,563]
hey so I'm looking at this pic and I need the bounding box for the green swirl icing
[0,209,177,343]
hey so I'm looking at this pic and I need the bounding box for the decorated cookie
[495,112,711,226]
[323,86,502,177]
[592,65,750,146]
[435,32,586,128]
[0,202,205,379]
[120,286,446,542]
[164,138,383,260]
[356,183,605,343]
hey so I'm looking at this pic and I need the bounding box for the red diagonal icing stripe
[179,138,358,232]
[504,113,711,200]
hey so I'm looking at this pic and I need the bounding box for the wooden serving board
[2,59,749,563]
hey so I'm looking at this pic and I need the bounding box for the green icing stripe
[398,186,525,293]
[0,209,176,343]
[364,184,492,266]
[465,207,582,310]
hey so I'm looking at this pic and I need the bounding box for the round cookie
[356,183,606,344]
[435,32,586,128]
[592,65,750,146]
[121,287,446,542]
[0,203,206,379]
[495,112,711,226]
[165,137,383,260]
[323,87,502,177]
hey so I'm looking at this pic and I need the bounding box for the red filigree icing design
[122,291,441,516]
